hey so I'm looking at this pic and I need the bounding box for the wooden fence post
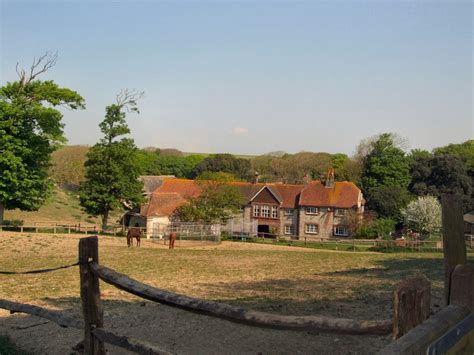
[441,194,467,305]
[392,275,431,339]
[449,264,474,311]
[79,236,105,355]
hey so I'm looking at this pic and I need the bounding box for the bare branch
[15,51,58,87]
[115,88,145,112]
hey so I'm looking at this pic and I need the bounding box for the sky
[1,0,472,156]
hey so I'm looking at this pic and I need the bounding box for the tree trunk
[101,210,109,233]
[0,202,4,227]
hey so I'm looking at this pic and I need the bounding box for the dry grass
[0,232,460,320]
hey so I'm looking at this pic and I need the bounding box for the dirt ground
[0,232,448,354]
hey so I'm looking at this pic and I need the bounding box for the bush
[354,224,377,239]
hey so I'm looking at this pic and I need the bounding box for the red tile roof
[143,178,361,217]
[299,181,361,208]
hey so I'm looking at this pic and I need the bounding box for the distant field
[3,187,123,226]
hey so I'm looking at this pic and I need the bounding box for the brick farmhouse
[139,171,364,239]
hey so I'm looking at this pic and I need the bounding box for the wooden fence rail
[91,262,392,335]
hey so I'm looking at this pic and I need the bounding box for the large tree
[0,53,85,224]
[409,154,472,211]
[192,154,252,180]
[359,133,411,193]
[79,90,144,231]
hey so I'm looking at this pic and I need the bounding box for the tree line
[1,53,472,234]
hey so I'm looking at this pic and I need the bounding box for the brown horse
[127,226,141,247]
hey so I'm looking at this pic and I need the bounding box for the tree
[79,90,144,231]
[401,196,442,239]
[359,133,411,194]
[409,154,472,211]
[174,180,244,224]
[0,53,85,224]
[365,186,412,220]
[192,154,251,180]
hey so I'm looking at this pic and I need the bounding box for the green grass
[4,187,123,226]
[0,335,30,355]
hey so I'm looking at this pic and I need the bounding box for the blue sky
[1,0,472,155]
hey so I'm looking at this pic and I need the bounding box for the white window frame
[271,206,278,219]
[334,208,346,217]
[253,205,259,217]
[261,205,270,218]
[284,224,294,235]
[305,207,319,215]
[334,225,349,236]
[284,209,294,216]
[305,224,319,234]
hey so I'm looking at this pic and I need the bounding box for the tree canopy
[401,196,442,238]
[0,53,85,224]
[79,90,144,231]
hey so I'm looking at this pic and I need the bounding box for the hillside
[4,187,124,226]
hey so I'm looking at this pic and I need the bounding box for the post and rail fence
[0,195,472,354]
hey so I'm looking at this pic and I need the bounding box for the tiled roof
[143,192,187,217]
[143,178,361,217]
[139,175,175,196]
[299,181,361,208]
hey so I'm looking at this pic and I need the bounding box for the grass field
[1,232,472,354]
[0,232,464,316]
[3,187,123,226]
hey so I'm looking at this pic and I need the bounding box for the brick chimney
[253,172,260,184]
[325,168,335,188]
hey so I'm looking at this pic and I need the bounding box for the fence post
[79,236,105,355]
[441,194,467,305]
[392,275,431,339]
[449,264,474,311]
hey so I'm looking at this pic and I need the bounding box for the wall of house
[145,216,170,238]
[280,209,298,237]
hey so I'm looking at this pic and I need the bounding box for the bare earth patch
[0,232,452,354]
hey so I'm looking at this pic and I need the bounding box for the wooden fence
[0,223,126,235]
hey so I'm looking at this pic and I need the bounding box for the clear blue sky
[1,0,472,155]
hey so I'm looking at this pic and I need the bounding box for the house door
[258,224,270,237]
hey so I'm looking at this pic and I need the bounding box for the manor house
[138,170,364,239]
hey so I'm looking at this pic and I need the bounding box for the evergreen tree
[0,53,85,224]
[79,90,144,231]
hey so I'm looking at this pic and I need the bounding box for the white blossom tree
[401,196,442,239]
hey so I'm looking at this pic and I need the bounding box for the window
[305,224,319,234]
[261,205,270,218]
[334,225,349,236]
[253,205,259,217]
[271,206,278,219]
[305,207,319,215]
[239,206,245,213]
[334,208,346,217]
[284,225,294,235]
[284,209,294,216]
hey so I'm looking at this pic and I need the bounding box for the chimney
[303,173,312,185]
[253,172,260,184]
[325,168,335,188]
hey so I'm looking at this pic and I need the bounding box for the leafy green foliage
[0,74,84,223]
[192,154,252,180]
[79,93,144,230]
[359,133,411,194]
[49,145,89,189]
[365,186,413,220]
[136,149,204,178]
[409,154,472,211]
[174,180,244,224]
